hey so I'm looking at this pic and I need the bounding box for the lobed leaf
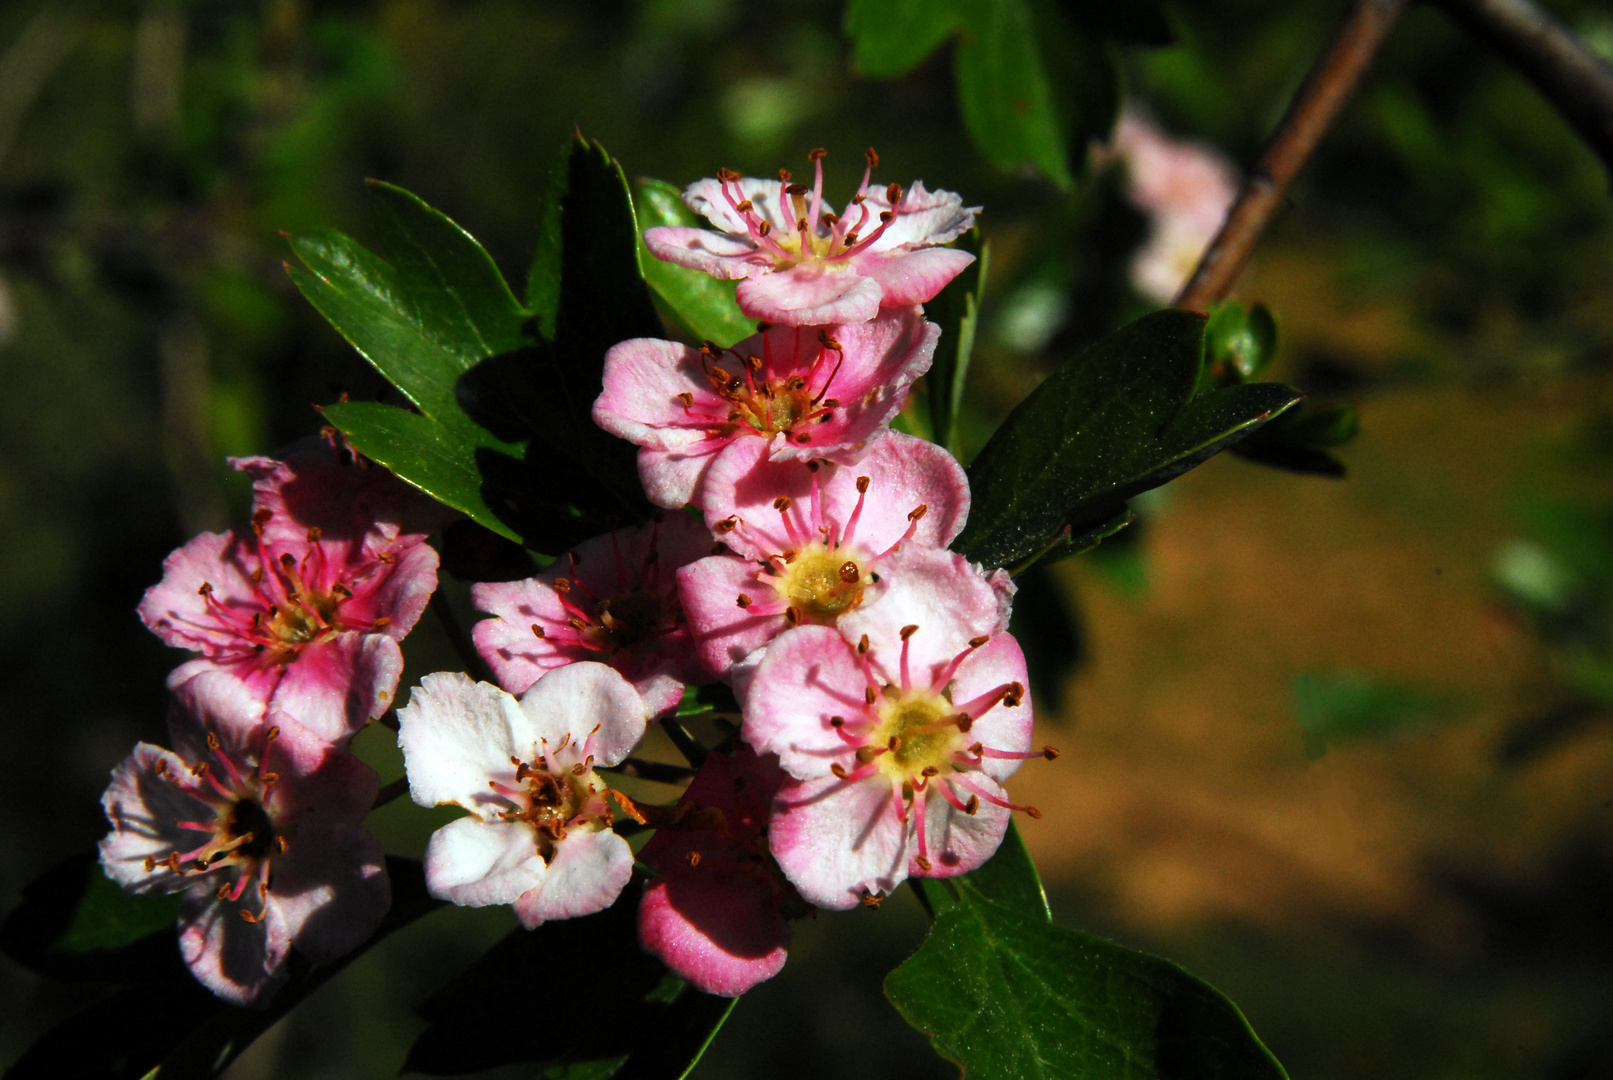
[887,881,1290,1080]
[954,309,1302,573]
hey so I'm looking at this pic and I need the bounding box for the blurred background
[2,0,1613,1077]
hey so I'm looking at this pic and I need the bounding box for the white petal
[516,661,649,768]
[397,672,530,811]
[512,828,633,928]
[423,816,548,908]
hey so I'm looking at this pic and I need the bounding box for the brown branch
[1424,0,1613,175]
[1175,0,1411,312]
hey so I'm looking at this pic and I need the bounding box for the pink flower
[643,150,979,326]
[744,624,1050,909]
[637,745,804,997]
[1109,108,1238,304]
[396,664,649,928]
[677,432,1007,680]
[139,451,440,745]
[98,672,389,1006]
[594,311,938,509]
[471,514,715,718]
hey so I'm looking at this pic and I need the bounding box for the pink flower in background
[397,664,649,928]
[638,745,804,997]
[643,150,979,326]
[677,432,1004,680]
[1109,108,1238,304]
[98,672,389,1006]
[139,451,440,745]
[471,514,714,718]
[744,624,1049,909]
[594,310,937,509]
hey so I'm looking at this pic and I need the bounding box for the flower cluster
[101,151,1055,1008]
[102,441,442,1003]
[412,150,1053,997]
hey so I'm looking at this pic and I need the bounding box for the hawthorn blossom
[471,514,713,718]
[638,745,804,997]
[745,624,1052,909]
[644,150,979,326]
[397,664,650,928]
[98,672,389,1006]
[1109,108,1238,304]
[678,433,1009,681]
[139,449,440,744]
[595,310,937,509]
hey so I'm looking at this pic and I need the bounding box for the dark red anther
[1043,746,1061,760]
[778,168,793,182]
[715,517,738,532]
[784,606,803,626]
[914,855,932,871]
[829,715,845,727]
[686,851,702,867]
[838,561,859,583]
[758,221,772,237]
[865,147,879,168]
[857,634,870,654]
[969,635,988,649]
[900,624,919,641]
[676,392,694,407]
[735,199,753,212]
[773,496,792,511]
[736,594,753,609]
[553,578,572,592]
[786,183,809,196]
[856,476,870,494]
[908,504,928,522]
[956,713,974,733]
[305,526,322,543]
[531,624,545,638]
[831,762,848,779]
[964,795,980,816]
[885,182,901,204]
[864,686,877,705]
[197,582,213,597]
[809,148,826,162]
[794,433,812,443]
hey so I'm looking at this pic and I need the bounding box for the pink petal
[735,265,883,326]
[138,531,260,655]
[639,872,788,997]
[741,625,866,780]
[424,816,548,908]
[769,773,908,910]
[260,720,380,825]
[512,828,633,928]
[594,338,717,453]
[853,247,976,308]
[643,226,764,279]
[339,541,439,640]
[98,743,217,893]
[683,176,794,236]
[910,776,1011,879]
[838,549,1013,685]
[265,821,390,962]
[516,661,649,767]
[265,631,404,745]
[178,889,284,1006]
[678,554,783,680]
[470,577,577,695]
[943,633,1035,785]
[639,443,723,510]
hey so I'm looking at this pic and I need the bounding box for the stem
[371,776,409,809]
[1175,0,1411,312]
[658,716,708,768]
[601,757,698,785]
[1424,0,1613,175]
[431,590,495,684]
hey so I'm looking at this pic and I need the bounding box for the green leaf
[5,858,443,1080]
[320,401,523,542]
[887,882,1289,1080]
[405,884,733,1078]
[1205,301,1278,384]
[954,309,1302,573]
[0,852,185,985]
[918,820,1049,922]
[844,0,965,77]
[635,177,754,347]
[926,229,988,458]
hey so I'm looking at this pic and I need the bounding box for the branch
[1424,0,1613,175]
[1175,0,1411,312]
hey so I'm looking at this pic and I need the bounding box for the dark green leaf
[1205,301,1278,384]
[321,400,523,541]
[955,309,1302,573]
[405,883,733,1079]
[887,882,1288,1080]
[1229,400,1357,478]
[635,177,754,347]
[0,852,185,985]
[5,858,443,1080]
[926,230,988,457]
[918,821,1050,921]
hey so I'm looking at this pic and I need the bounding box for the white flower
[397,664,649,927]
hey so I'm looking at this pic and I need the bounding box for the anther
[885,182,901,204]
[829,716,845,728]
[900,624,919,641]
[758,221,772,237]
[879,211,893,223]
[969,635,989,649]
[264,726,279,742]
[305,526,322,542]
[279,552,296,570]
[372,616,391,629]
[252,507,273,534]
[735,199,753,212]
[715,517,738,532]
[795,433,812,443]
[778,168,792,182]
[1003,682,1025,707]
[908,505,928,522]
[206,731,221,750]
[809,148,827,162]
[784,606,802,626]
[858,634,870,654]
[532,624,546,638]
[865,147,879,168]
[860,890,884,909]
[956,714,974,733]
[921,766,939,777]
[1024,806,1043,819]
[786,183,809,196]
[553,578,571,592]
[736,594,753,608]
[197,582,213,596]
[864,686,877,705]
[915,855,932,871]
[756,321,773,333]
[676,392,694,407]
[838,561,859,583]
[1042,746,1061,760]
[964,795,980,815]
[773,496,792,511]
[843,231,859,245]
[686,851,702,867]
[831,762,849,779]
[796,216,809,232]
[856,476,870,494]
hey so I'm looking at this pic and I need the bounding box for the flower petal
[138,530,260,655]
[178,889,285,1007]
[735,265,883,326]
[911,775,1011,879]
[683,176,793,235]
[98,743,218,893]
[742,626,866,780]
[266,631,404,745]
[265,821,390,962]
[512,828,633,928]
[945,632,1035,784]
[397,672,531,812]
[853,247,976,308]
[838,549,1013,685]
[516,661,649,767]
[424,815,548,908]
[642,226,763,279]
[593,338,717,452]
[678,554,783,680]
[769,773,908,910]
[639,871,789,997]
